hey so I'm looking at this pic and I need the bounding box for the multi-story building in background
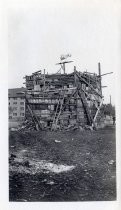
[8,88,26,121]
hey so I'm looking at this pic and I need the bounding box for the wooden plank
[98,62,102,96]
[78,89,93,126]
[25,96,41,130]
[55,92,65,127]
[99,72,113,77]
[76,71,103,98]
[52,94,61,126]
[92,98,103,128]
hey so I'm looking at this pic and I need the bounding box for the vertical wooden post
[110,95,112,105]
[43,69,46,98]
[74,66,77,87]
[63,63,65,74]
[98,62,102,96]
[74,66,78,122]
[44,69,46,90]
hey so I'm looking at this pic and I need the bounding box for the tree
[101,104,115,117]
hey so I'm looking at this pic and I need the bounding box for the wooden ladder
[78,89,94,126]
[25,97,41,131]
[52,94,61,127]
[52,92,65,129]
[51,88,78,130]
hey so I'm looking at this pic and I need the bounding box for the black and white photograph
[4,0,120,207]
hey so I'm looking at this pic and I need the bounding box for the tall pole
[74,66,77,87]
[44,69,45,91]
[74,66,78,122]
[63,63,65,74]
[110,95,112,105]
[98,62,102,96]
[43,69,45,98]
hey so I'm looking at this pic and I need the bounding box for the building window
[13,113,17,116]
[9,102,10,105]
[20,102,24,105]
[13,102,17,105]
[20,107,24,110]
[13,107,17,110]
[13,98,17,100]
[9,116,12,119]
[20,113,24,116]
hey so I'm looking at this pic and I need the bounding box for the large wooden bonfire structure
[23,57,104,130]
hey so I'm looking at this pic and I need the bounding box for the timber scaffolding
[23,63,105,131]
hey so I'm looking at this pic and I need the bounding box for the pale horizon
[8,0,120,105]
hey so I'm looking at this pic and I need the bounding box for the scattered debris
[10,127,18,131]
[54,140,61,143]
[10,154,16,158]
[108,160,115,165]
[9,127,116,201]
[47,181,55,185]
[79,126,84,131]
[86,152,90,155]
[22,160,30,167]
[85,125,93,131]
[9,152,76,174]
[10,145,15,148]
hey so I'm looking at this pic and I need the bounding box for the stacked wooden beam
[24,69,103,130]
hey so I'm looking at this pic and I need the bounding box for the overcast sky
[8,0,120,105]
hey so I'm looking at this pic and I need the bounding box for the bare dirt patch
[9,126,116,201]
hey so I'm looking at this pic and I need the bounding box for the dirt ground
[9,126,116,201]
